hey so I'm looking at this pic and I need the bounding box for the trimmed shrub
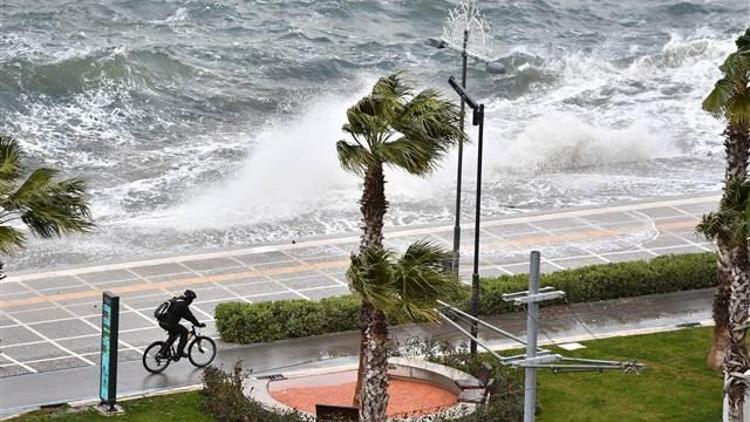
[216,253,717,344]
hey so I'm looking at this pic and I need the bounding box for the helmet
[184,289,197,301]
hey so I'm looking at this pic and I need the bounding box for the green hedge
[215,252,717,344]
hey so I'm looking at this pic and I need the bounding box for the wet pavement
[0,193,718,380]
[0,288,711,417]
[0,193,718,416]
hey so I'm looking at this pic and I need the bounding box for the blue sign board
[99,292,119,410]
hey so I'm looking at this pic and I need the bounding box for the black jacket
[165,297,200,326]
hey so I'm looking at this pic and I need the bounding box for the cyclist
[159,289,205,360]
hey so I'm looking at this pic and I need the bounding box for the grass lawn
[14,327,722,421]
[538,327,722,422]
[15,390,212,422]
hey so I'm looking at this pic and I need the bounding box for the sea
[0,0,748,271]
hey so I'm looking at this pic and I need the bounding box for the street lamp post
[448,76,484,356]
[426,0,504,276]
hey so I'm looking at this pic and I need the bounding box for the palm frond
[375,137,436,175]
[0,226,25,254]
[727,93,750,129]
[19,177,93,238]
[371,72,412,104]
[702,78,734,117]
[737,28,750,51]
[705,30,750,124]
[0,135,22,182]
[696,211,725,242]
[394,89,464,143]
[336,140,377,176]
[4,168,58,208]
[346,247,397,311]
[337,72,463,178]
[698,176,750,246]
[391,240,462,322]
[346,242,463,323]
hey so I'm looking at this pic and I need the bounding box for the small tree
[346,241,463,421]
[701,27,750,370]
[0,134,93,265]
[335,72,464,418]
[697,177,750,421]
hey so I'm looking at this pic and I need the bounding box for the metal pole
[469,104,484,356]
[452,26,469,276]
[524,251,541,422]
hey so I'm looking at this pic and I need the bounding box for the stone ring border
[246,357,480,420]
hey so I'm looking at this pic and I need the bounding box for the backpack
[154,297,177,321]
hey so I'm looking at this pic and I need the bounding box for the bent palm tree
[702,27,750,370]
[697,177,750,421]
[0,134,93,261]
[347,241,463,421]
[336,73,464,420]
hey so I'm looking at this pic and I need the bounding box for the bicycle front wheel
[143,341,171,374]
[188,336,216,368]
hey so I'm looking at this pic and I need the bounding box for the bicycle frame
[162,325,203,361]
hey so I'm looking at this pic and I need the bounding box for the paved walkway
[0,288,712,417]
[0,194,717,379]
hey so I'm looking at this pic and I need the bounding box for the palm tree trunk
[725,245,750,421]
[359,305,390,422]
[354,164,387,407]
[712,128,750,370]
[359,164,387,252]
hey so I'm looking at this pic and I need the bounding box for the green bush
[216,253,717,344]
[201,362,310,422]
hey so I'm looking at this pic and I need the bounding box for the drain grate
[676,321,702,328]
[256,374,286,381]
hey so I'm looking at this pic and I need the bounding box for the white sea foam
[147,91,368,230]
[496,112,670,172]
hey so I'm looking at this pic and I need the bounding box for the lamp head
[426,38,448,49]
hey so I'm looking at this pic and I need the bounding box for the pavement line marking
[0,260,347,309]
[279,249,349,290]
[0,218,702,311]
[0,345,143,368]
[0,352,37,373]
[659,222,713,253]
[18,277,144,355]
[0,310,95,366]
[6,194,719,282]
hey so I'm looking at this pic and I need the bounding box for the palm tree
[0,134,93,262]
[336,72,464,419]
[702,28,750,370]
[346,241,463,421]
[697,177,750,421]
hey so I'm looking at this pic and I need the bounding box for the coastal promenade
[0,193,718,406]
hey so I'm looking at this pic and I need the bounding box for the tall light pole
[448,76,484,356]
[426,0,504,275]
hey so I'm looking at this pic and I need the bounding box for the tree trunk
[353,164,387,407]
[725,246,750,421]
[712,127,750,371]
[710,246,733,370]
[359,305,390,422]
[359,164,387,253]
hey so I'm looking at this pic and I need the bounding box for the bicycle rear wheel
[188,336,216,368]
[143,341,171,374]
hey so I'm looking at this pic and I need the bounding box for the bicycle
[142,324,216,374]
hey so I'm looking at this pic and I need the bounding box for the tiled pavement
[0,193,719,378]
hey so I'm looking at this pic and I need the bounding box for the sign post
[99,291,120,413]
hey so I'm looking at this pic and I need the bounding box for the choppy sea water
[0,0,747,271]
